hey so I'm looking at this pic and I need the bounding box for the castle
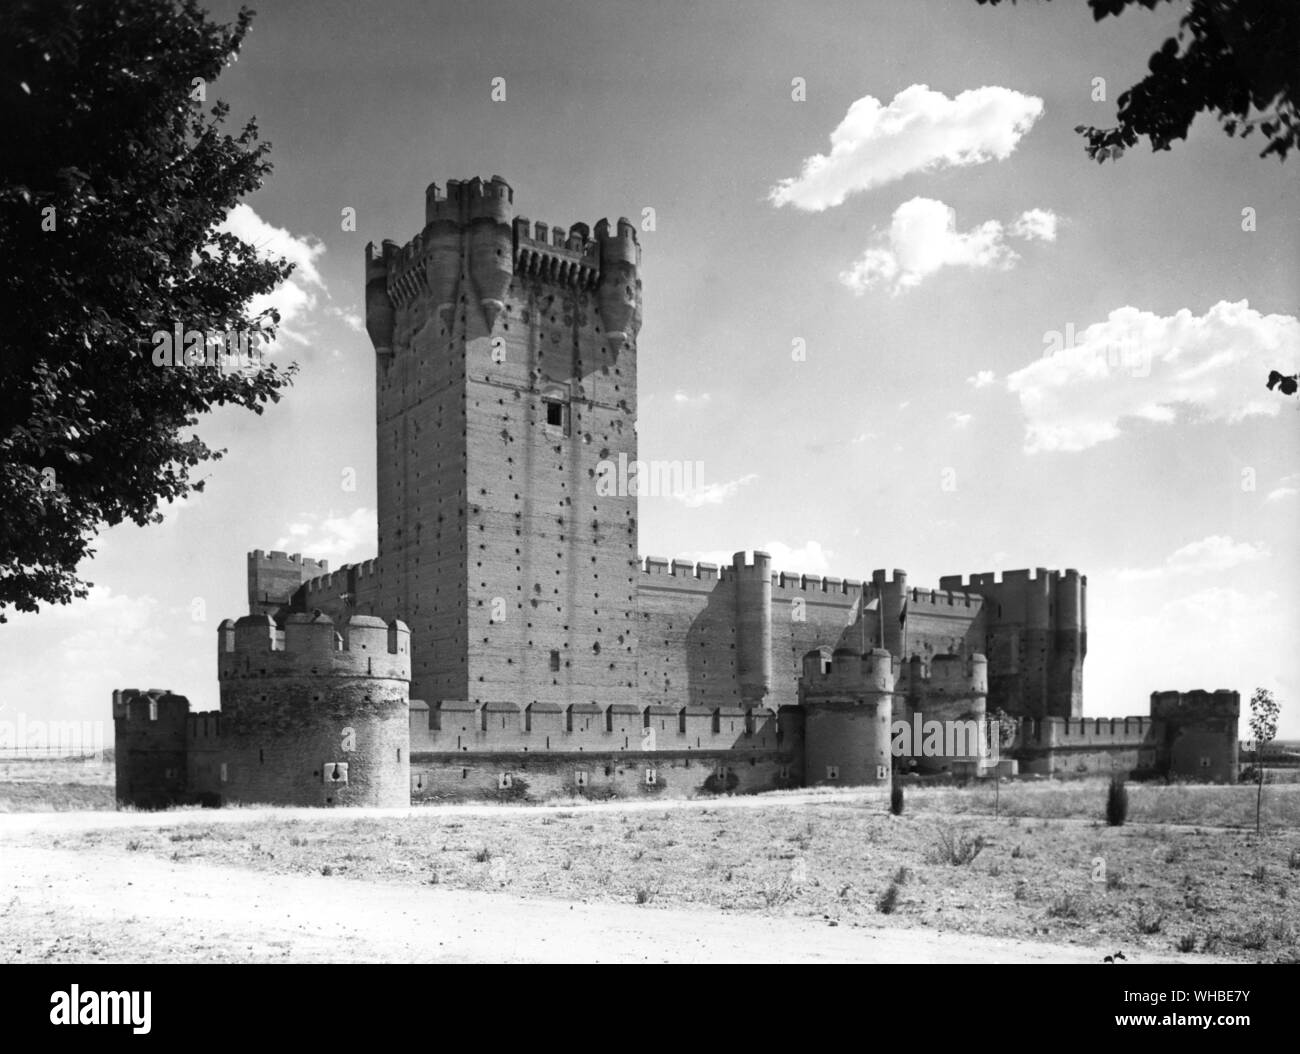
[113,176,1239,807]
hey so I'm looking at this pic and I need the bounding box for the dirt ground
[2,784,1296,964]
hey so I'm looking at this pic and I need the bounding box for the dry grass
[16,783,1295,962]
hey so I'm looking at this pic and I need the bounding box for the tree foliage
[0,0,298,621]
[1248,687,1279,836]
[977,0,1299,162]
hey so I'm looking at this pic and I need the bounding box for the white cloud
[274,507,377,565]
[1010,208,1058,241]
[948,411,973,429]
[968,370,996,389]
[1006,300,1300,453]
[1088,585,1298,737]
[215,204,327,347]
[769,84,1044,211]
[672,390,712,407]
[1116,535,1270,582]
[1,586,167,726]
[839,198,1055,295]
[675,473,758,508]
[1265,473,1299,503]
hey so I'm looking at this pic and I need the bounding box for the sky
[3,0,1298,743]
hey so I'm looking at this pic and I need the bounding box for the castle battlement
[217,613,410,680]
[905,587,982,609]
[938,567,1085,590]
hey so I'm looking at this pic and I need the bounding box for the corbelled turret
[595,216,641,347]
[466,175,514,331]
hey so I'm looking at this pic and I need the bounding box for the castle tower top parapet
[217,612,410,681]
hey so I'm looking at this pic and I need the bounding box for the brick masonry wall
[219,674,409,807]
[409,749,798,802]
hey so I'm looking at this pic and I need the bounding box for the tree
[1247,687,1279,837]
[976,0,1299,162]
[0,0,297,622]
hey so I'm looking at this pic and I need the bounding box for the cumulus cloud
[968,370,997,389]
[948,411,973,429]
[1116,535,1270,582]
[215,204,327,346]
[769,85,1044,211]
[672,390,712,407]
[675,473,758,508]
[274,507,377,566]
[840,197,1056,295]
[1265,473,1299,503]
[1010,208,1058,241]
[1006,300,1300,453]
[1,586,167,728]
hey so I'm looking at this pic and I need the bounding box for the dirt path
[0,840,1215,964]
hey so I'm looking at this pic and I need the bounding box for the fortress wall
[218,673,409,807]
[410,700,788,755]
[410,749,796,803]
[897,591,986,663]
[185,711,223,802]
[637,564,741,708]
[248,550,329,617]
[112,689,191,808]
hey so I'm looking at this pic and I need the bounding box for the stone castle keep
[113,176,1240,807]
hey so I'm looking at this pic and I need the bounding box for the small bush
[635,886,654,905]
[1106,777,1129,827]
[1107,870,1126,892]
[1176,934,1197,953]
[892,865,909,885]
[1288,847,1300,870]
[1251,864,1268,883]
[876,881,900,914]
[473,847,492,863]
[1136,904,1164,935]
[890,784,905,816]
[320,865,334,877]
[929,826,985,866]
[1047,893,1081,919]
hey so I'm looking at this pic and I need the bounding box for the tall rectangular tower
[364,177,643,710]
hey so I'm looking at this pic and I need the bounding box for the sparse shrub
[1289,848,1300,870]
[1183,890,1206,913]
[760,876,795,909]
[892,865,909,885]
[1047,893,1081,919]
[988,862,1002,877]
[1237,921,1269,950]
[126,839,141,851]
[1136,904,1164,935]
[1107,870,1126,892]
[560,858,573,871]
[427,870,439,885]
[1011,844,1024,859]
[1014,880,1028,901]
[473,847,492,863]
[929,826,985,866]
[631,848,644,861]
[1106,776,1129,827]
[1251,864,1268,883]
[320,865,333,877]
[635,887,654,905]
[890,784,904,816]
[876,881,900,914]
[1176,934,1197,953]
